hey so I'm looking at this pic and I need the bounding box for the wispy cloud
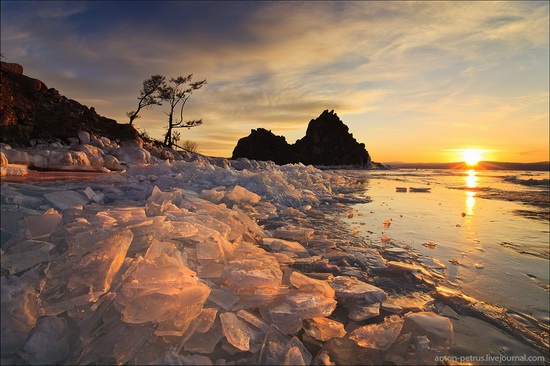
[1,1,547,162]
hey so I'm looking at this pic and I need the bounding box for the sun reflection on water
[466,169,477,189]
[465,170,477,216]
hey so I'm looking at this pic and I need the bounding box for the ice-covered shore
[2,133,458,365]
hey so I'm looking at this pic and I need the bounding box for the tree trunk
[164,112,173,146]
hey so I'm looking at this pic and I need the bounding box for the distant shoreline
[382,161,550,172]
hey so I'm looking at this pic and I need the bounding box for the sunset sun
[461,149,484,166]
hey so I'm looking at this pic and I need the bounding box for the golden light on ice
[461,149,484,166]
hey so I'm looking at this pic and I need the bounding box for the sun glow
[461,149,484,166]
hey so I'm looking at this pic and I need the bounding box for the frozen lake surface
[334,168,549,362]
[1,155,548,364]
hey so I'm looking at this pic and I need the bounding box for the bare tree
[172,131,181,147]
[127,75,165,125]
[181,140,199,153]
[158,74,206,147]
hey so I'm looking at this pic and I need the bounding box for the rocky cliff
[0,61,139,145]
[232,110,372,167]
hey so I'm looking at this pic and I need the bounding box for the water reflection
[466,169,477,189]
[466,191,476,216]
[465,170,477,216]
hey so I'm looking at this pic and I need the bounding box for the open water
[336,168,549,362]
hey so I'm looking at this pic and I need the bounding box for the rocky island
[232,110,373,168]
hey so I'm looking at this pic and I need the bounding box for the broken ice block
[44,190,89,211]
[220,312,251,351]
[284,289,337,319]
[349,315,404,350]
[225,185,261,205]
[184,316,224,354]
[259,302,303,335]
[195,308,218,333]
[304,239,336,250]
[381,294,433,314]
[259,325,291,365]
[321,337,381,365]
[402,311,453,346]
[118,242,210,329]
[222,248,282,290]
[41,228,134,315]
[122,286,209,325]
[147,186,184,206]
[329,276,387,303]
[261,287,337,334]
[23,211,62,239]
[1,239,56,274]
[1,275,39,354]
[263,237,309,257]
[387,261,425,273]
[290,271,335,298]
[273,225,314,241]
[303,317,346,341]
[200,188,226,203]
[83,186,105,204]
[19,316,70,365]
[237,309,270,333]
[345,301,380,321]
[208,287,240,311]
[148,352,213,366]
[283,337,312,366]
[76,317,155,365]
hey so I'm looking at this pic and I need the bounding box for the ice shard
[329,276,387,303]
[1,239,56,274]
[402,311,454,347]
[41,228,133,315]
[23,211,62,239]
[220,312,251,351]
[263,238,309,257]
[349,314,404,350]
[303,317,346,341]
[43,190,89,211]
[1,275,39,354]
[19,316,70,365]
[259,325,290,365]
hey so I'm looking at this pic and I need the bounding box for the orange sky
[2,1,548,162]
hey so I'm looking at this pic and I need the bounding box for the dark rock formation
[0,61,139,145]
[232,110,372,167]
[231,128,293,165]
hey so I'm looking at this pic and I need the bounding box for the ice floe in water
[1,140,547,364]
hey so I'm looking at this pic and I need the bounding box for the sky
[1,1,548,163]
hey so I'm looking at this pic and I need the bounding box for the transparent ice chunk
[290,271,335,299]
[329,276,387,303]
[0,275,39,354]
[237,309,270,333]
[345,301,380,321]
[147,351,213,365]
[41,228,134,315]
[259,325,290,365]
[224,185,261,205]
[263,238,309,257]
[273,225,314,241]
[402,311,454,347]
[220,312,250,351]
[303,317,346,341]
[1,239,55,274]
[24,211,62,239]
[184,316,224,354]
[19,316,70,365]
[44,190,89,211]
[349,314,404,350]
